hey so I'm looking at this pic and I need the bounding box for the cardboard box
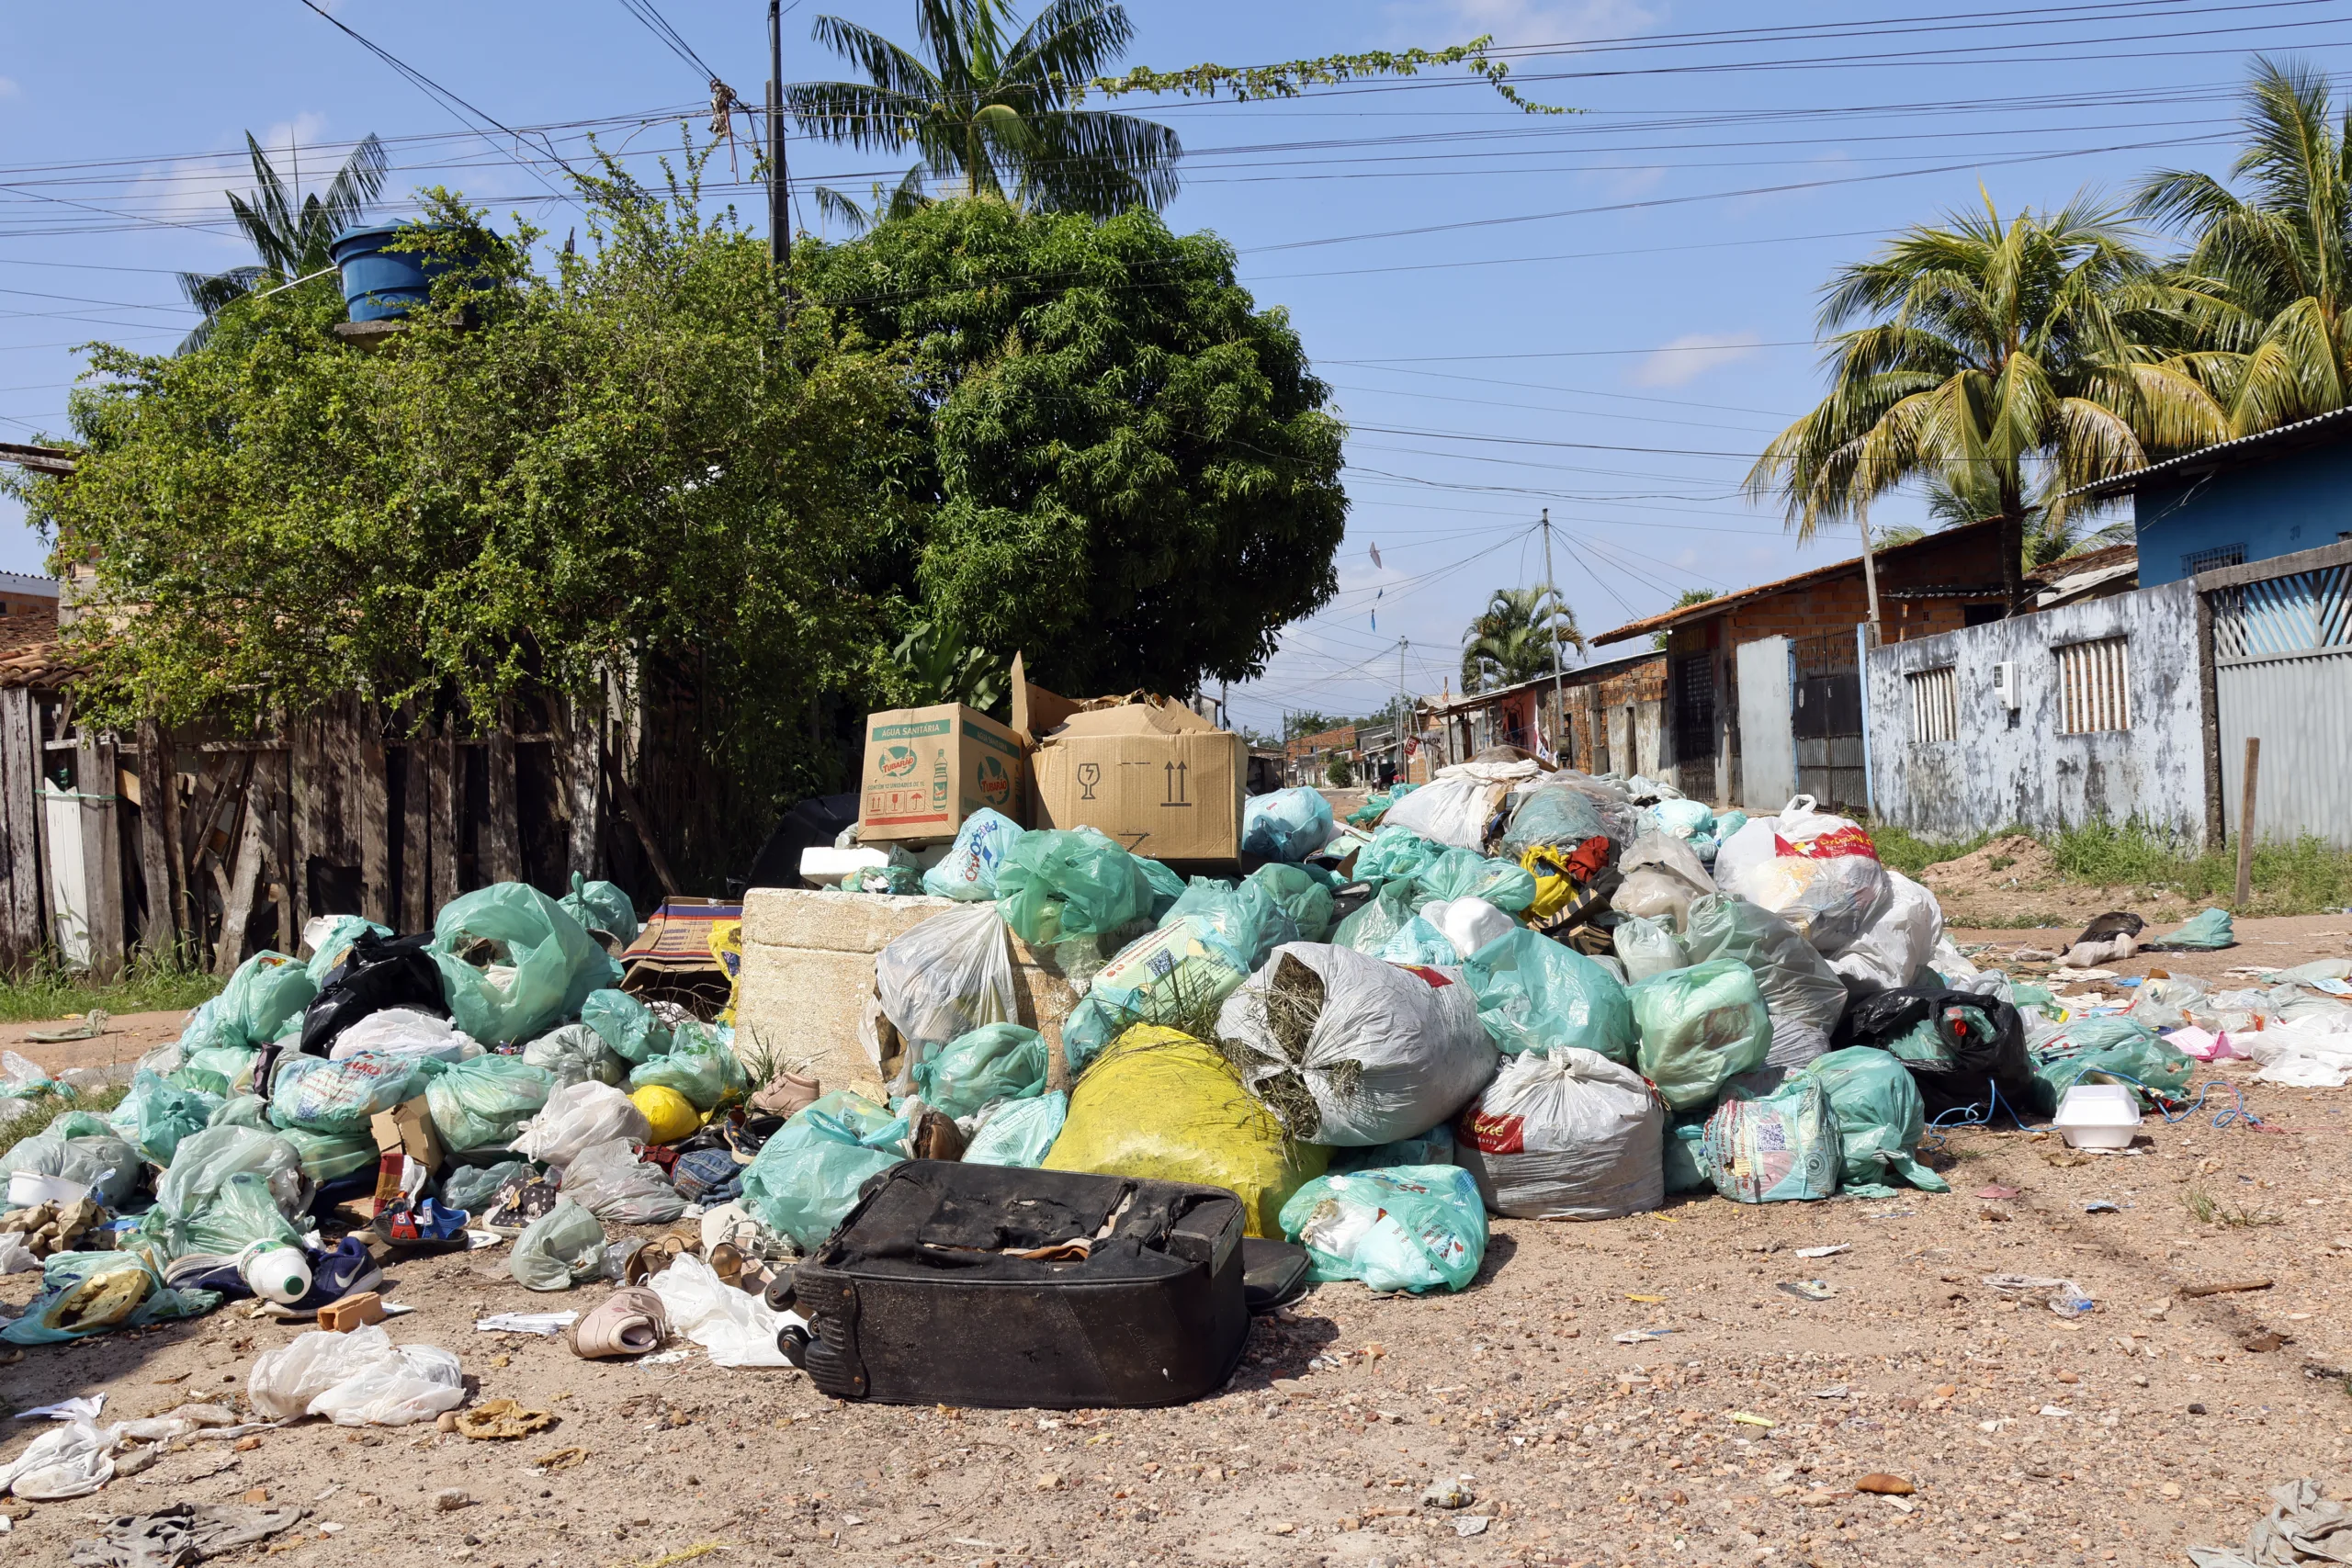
[370,1096,442,1214]
[857,704,1028,844]
[1014,656,1243,862]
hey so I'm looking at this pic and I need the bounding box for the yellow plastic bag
[629,1084,701,1145]
[1520,845,1578,922]
[707,919,743,1026]
[1043,1026,1329,1237]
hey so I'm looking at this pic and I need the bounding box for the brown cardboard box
[1014,659,1243,862]
[370,1096,443,1213]
[856,703,1028,844]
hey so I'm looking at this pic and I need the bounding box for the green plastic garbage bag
[558,873,639,947]
[1248,863,1340,943]
[1662,1118,1711,1193]
[179,1171,305,1259]
[268,1054,422,1134]
[627,1021,749,1112]
[1333,881,1417,955]
[208,1094,269,1129]
[168,1066,233,1100]
[2144,907,2233,951]
[275,1126,380,1184]
[994,829,1157,945]
[963,1089,1068,1168]
[911,1023,1048,1119]
[423,1055,553,1151]
[1135,855,1186,921]
[510,1198,607,1292]
[1330,1122,1455,1173]
[2030,1017,2193,1105]
[1702,1077,1841,1202]
[177,953,318,1055]
[1242,788,1336,863]
[152,1125,304,1227]
[581,989,667,1065]
[184,1046,261,1093]
[1628,958,1772,1111]
[431,883,617,1045]
[524,1022,630,1090]
[1278,1164,1487,1295]
[1461,928,1637,1063]
[1798,1047,1948,1197]
[1613,915,1689,982]
[1352,823,1443,887]
[1,1113,139,1206]
[441,1159,533,1213]
[1162,877,1296,971]
[1413,848,1538,915]
[920,808,1026,903]
[1499,785,1610,858]
[112,1068,221,1167]
[1,1250,218,1346]
[304,914,391,985]
[1377,916,1459,967]
[740,1092,908,1251]
[1682,894,1849,1036]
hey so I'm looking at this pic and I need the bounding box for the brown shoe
[750,1071,820,1119]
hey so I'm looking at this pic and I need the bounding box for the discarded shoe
[749,1071,820,1120]
[568,1287,668,1359]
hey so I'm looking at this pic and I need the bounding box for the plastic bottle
[239,1242,311,1305]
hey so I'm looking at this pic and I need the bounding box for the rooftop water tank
[329,221,459,322]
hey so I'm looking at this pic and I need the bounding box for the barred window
[2056,637,2131,734]
[1907,666,1959,744]
[2181,543,2245,577]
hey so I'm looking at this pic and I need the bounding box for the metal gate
[1791,631,1866,810]
[2207,546,2352,849]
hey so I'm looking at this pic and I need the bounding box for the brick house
[1409,650,1668,781]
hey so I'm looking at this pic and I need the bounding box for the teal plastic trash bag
[1278,1165,1487,1294]
[1161,877,1296,971]
[627,1021,748,1112]
[178,953,318,1054]
[179,1171,305,1260]
[1134,855,1187,921]
[1612,915,1689,982]
[558,874,639,947]
[1059,916,1254,1074]
[169,1066,233,1100]
[1650,799,1715,840]
[1413,848,1538,916]
[1243,788,1335,863]
[510,1198,607,1292]
[2146,908,2234,951]
[431,883,616,1045]
[739,1092,908,1250]
[1662,1119,1711,1193]
[1500,786,1608,859]
[2,1250,218,1346]
[152,1125,305,1229]
[208,1094,268,1129]
[1333,881,1417,955]
[1681,894,1849,1036]
[911,1023,1048,1119]
[440,1159,532,1213]
[1798,1047,1947,1197]
[1,1113,139,1206]
[1248,863,1339,943]
[1352,824,1443,887]
[303,914,391,985]
[921,808,1027,902]
[1378,916,1460,968]
[424,1055,553,1151]
[1331,1122,1455,1173]
[1701,1077,1841,1203]
[962,1090,1068,1168]
[2030,1017,2193,1106]
[111,1068,221,1168]
[581,989,666,1066]
[1628,958,1772,1111]
[274,1126,379,1184]
[994,828,1156,945]
[267,1053,422,1135]
[1461,928,1637,1063]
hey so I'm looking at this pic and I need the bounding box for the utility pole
[1858,514,1883,647]
[767,0,788,272]
[1540,508,1567,764]
[1395,637,1408,784]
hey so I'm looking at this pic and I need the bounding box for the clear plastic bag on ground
[439,1159,531,1213]
[1043,1026,1328,1238]
[0,1416,116,1498]
[910,1023,1048,1119]
[0,1049,59,1100]
[1351,824,1444,887]
[1452,1047,1665,1220]
[740,1091,909,1250]
[509,1197,608,1291]
[1413,849,1539,916]
[1247,863,1340,943]
[1627,957,1772,1110]
[1612,832,1717,931]
[432,883,616,1045]
[1612,915,1689,982]
[251,1324,464,1426]
[963,1089,1068,1168]
[112,1068,221,1167]
[1682,894,1849,1036]
[1243,788,1336,863]
[424,1055,553,1152]
[1279,1164,1487,1294]
[1423,897,1515,963]
[522,1022,629,1091]
[1797,1046,1946,1196]
[177,953,318,1055]
[1702,1078,1842,1203]
[512,1081,653,1167]
[994,828,1157,945]
[556,1137,687,1225]
[1332,881,1417,955]
[581,988,667,1065]
[2128,976,2208,1032]
[1216,944,1498,1147]
[1,1114,139,1206]
[628,1022,750,1112]
[921,808,1028,902]
[266,1054,421,1134]
[650,1251,798,1368]
[1823,869,1944,998]
[875,903,1017,1057]
[1460,928,1636,1063]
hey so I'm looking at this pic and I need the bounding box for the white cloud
[130,112,333,234]
[1402,0,1661,47]
[0,78,20,100]
[1631,331,1762,389]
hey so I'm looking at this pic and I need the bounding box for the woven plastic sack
[963,1089,1068,1168]
[432,883,616,1045]
[1413,848,1538,915]
[152,1125,305,1227]
[1376,915,1460,968]
[1702,1078,1841,1202]
[922,807,1027,902]
[875,902,1017,1060]
[994,828,1156,945]
[1043,1026,1328,1238]
[1797,1046,1946,1196]
[1333,881,1417,955]
[1424,897,1514,963]
[1352,824,1443,887]
[1682,895,1849,1035]
[911,1023,1048,1119]
[581,989,667,1065]
[2030,1017,2193,1105]
[740,1091,909,1250]
[1162,876,1296,970]
[1216,945,1498,1147]
[424,1055,552,1151]
[1279,1165,1487,1294]
[2146,907,2234,951]
[302,914,390,986]
[1613,833,1716,931]
[1243,787,1336,863]
[1823,869,1943,998]
[522,1022,628,1091]
[557,1137,687,1225]
[1500,783,1608,858]
[1453,1047,1664,1220]
[509,1198,608,1291]
[177,953,318,1055]
[1248,863,1340,943]
[512,1080,653,1167]
[558,874,639,947]
[1460,927,1636,1063]
[1060,917,1253,1074]
[0,1115,139,1206]
[1612,915,1689,982]
[112,1068,221,1167]
[267,1053,421,1134]
[1627,957,1772,1111]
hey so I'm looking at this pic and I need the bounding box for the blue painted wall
[2135,437,2352,584]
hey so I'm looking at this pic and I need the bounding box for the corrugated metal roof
[2062,406,2352,501]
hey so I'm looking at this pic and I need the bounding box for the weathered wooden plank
[213,770,266,977]
[561,694,603,882]
[134,722,176,959]
[483,724,520,886]
[272,751,295,954]
[288,712,322,937]
[358,709,390,926]
[400,728,431,932]
[427,728,458,910]
[77,733,124,981]
[604,745,679,897]
[0,687,41,968]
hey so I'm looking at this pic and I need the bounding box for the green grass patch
[0,952,220,1027]
[0,1081,127,1162]
[2050,821,2352,914]
[1867,823,1996,879]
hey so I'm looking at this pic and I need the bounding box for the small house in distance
[2070,407,2352,584]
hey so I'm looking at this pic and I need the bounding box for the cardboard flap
[1049,702,1213,741]
[1010,652,1082,744]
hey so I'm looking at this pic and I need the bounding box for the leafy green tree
[1461,586,1579,692]
[1652,588,1716,650]
[1324,756,1354,788]
[794,197,1349,697]
[175,132,389,352]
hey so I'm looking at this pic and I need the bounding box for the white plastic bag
[1382,761,1539,851]
[557,1137,687,1225]
[522,1023,628,1090]
[509,1198,609,1291]
[511,1082,651,1167]
[327,1007,477,1062]
[874,904,1016,1057]
[1612,831,1716,931]
[1611,915,1688,981]
[0,1419,116,1500]
[650,1253,802,1368]
[1825,868,1944,998]
[1422,897,1515,963]
[1452,1047,1664,1220]
[248,1324,464,1427]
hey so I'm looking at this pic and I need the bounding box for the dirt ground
[5,922,2351,1568]
[7,1008,191,1084]
[1920,835,2217,931]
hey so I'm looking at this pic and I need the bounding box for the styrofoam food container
[2052,1082,2143,1149]
[6,1171,89,1209]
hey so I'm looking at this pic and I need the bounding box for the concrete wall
[2138,440,2352,585]
[1864,579,2209,841]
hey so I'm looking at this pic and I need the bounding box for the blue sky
[5,1,2351,739]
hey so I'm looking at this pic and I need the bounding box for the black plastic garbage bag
[1836,986,2042,1120]
[297,931,450,1056]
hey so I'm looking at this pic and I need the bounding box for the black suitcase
[778,1161,1249,1408]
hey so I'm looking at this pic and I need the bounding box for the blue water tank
[329,221,458,322]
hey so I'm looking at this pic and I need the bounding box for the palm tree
[1745,197,2225,615]
[788,0,1180,230]
[175,131,389,352]
[1461,586,1580,694]
[2135,56,2352,435]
